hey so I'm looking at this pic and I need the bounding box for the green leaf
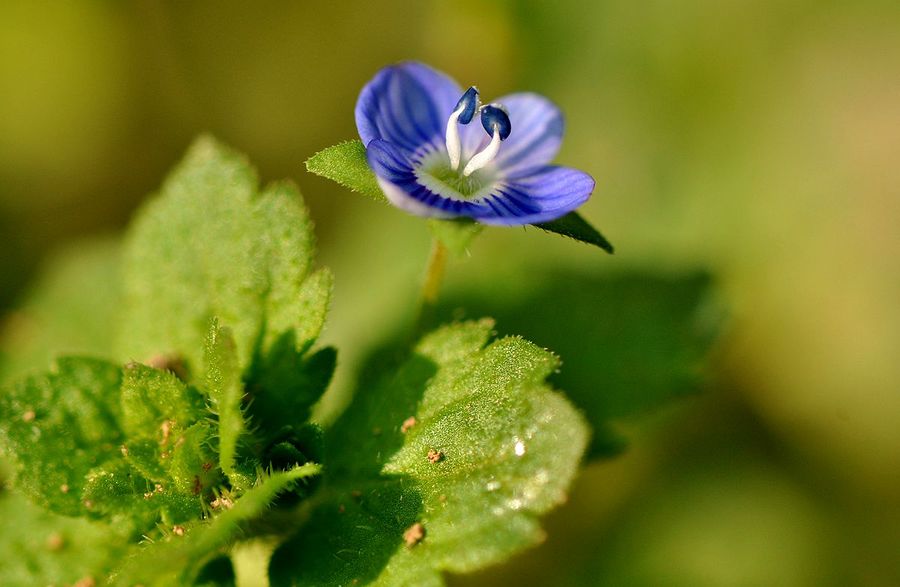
[269,320,589,585]
[120,362,205,439]
[306,140,386,203]
[119,136,330,376]
[247,343,336,437]
[115,463,322,586]
[164,421,221,498]
[0,489,128,586]
[204,320,250,489]
[534,211,614,253]
[0,358,123,516]
[307,139,612,252]
[439,270,723,457]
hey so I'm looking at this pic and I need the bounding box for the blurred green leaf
[270,320,588,585]
[306,139,386,203]
[0,238,121,383]
[534,212,614,253]
[0,357,123,516]
[118,136,330,376]
[440,270,723,457]
[0,489,127,587]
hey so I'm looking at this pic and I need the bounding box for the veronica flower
[356,62,594,225]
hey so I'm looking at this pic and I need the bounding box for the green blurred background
[1,1,898,585]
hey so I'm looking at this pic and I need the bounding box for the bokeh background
[1,1,899,585]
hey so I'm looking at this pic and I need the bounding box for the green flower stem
[422,238,447,306]
[416,238,447,332]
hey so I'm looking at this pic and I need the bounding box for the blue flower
[356,62,594,226]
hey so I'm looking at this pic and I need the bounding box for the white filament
[445,105,464,170]
[462,127,501,177]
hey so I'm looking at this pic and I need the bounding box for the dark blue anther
[454,86,479,124]
[480,104,512,140]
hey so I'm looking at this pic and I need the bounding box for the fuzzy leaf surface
[270,320,589,585]
[204,320,250,488]
[0,357,123,516]
[119,136,330,375]
[115,463,322,586]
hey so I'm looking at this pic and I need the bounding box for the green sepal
[534,211,614,253]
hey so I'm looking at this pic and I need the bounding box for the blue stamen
[455,86,480,124]
[481,104,512,140]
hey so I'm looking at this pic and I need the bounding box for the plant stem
[416,238,448,332]
[422,238,448,306]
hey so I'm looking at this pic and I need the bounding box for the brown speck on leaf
[202,462,213,471]
[211,496,234,510]
[338,504,346,514]
[160,420,174,446]
[350,490,362,500]
[192,476,202,495]
[46,533,64,551]
[72,576,96,587]
[403,522,425,547]
[400,416,417,434]
[60,484,70,494]
[427,449,444,464]
[172,525,185,537]
[22,410,35,423]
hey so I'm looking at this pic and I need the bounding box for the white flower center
[443,89,511,179]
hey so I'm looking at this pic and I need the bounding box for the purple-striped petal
[459,92,564,177]
[472,166,594,226]
[355,62,462,155]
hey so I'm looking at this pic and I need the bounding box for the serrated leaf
[307,139,612,251]
[119,136,330,377]
[306,140,385,203]
[439,270,722,457]
[269,320,588,585]
[115,463,322,586]
[0,358,124,516]
[204,320,250,489]
[534,211,614,252]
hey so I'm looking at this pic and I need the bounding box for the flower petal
[473,166,594,226]
[459,92,564,177]
[356,62,462,154]
[367,139,498,219]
